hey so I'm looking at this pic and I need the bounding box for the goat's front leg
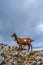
[19,44,22,50]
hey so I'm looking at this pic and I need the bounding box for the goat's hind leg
[28,45,30,51]
[19,44,22,50]
[31,44,32,51]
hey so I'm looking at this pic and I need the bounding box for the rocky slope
[0,43,43,65]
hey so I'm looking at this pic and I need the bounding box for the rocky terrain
[0,43,43,65]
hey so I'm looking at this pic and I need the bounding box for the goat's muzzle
[32,40,34,42]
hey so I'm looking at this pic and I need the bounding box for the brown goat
[11,33,34,51]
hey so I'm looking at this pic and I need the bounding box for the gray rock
[22,50,26,53]
[35,52,43,57]
[0,50,4,55]
[32,61,36,65]
[6,62,12,65]
[35,56,41,61]
[36,61,40,65]
[18,57,22,61]
[40,52,43,56]
[3,46,9,51]
[0,56,4,64]
[12,51,18,56]
[9,59,13,63]
[0,46,1,50]
[40,57,43,61]
[13,60,17,65]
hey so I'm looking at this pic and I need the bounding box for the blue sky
[0,0,43,47]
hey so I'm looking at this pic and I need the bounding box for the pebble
[0,56,4,64]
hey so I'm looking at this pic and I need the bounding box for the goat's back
[17,38,33,45]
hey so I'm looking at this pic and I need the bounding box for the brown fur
[11,33,34,50]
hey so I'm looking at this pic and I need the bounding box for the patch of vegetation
[14,52,26,61]
[30,50,43,56]
[21,56,26,61]
[17,61,22,65]
[0,60,5,65]
[1,53,6,59]
[14,53,20,57]
[30,51,37,56]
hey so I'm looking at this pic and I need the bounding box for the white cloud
[35,23,43,34]
[23,0,43,8]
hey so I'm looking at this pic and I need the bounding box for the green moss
[0,60,5,65]
[17,61,22,65]
[30,51,37,56]
[21,56,26,60]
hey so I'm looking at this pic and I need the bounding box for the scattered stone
[0,50,4,55]
[35,56,41,61]
[0,56,4,64]
[0,43,43,65]
[40,57,43,61]
[6,62,12,65]
[32,61,36,65]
